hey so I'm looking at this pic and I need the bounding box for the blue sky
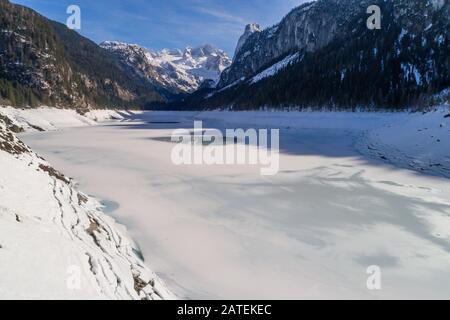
[11,0,308,55]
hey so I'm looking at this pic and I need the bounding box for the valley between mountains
[0,0,449,300]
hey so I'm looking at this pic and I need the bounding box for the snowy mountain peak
[233,23,262,61]
[100,41,231,94]
[246,23,262,33]
[188,44,224,58]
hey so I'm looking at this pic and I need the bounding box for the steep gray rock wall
[218,0,371,88]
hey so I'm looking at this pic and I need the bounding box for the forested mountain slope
[0,0,164,110]
[184,0,449,110]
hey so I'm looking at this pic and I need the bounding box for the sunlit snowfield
[22,111,450,299]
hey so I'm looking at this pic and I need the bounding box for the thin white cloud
[192,6,246,24]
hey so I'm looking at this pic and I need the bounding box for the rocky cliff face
[233,23,262,61]
[218,0,361,88]
[101,42,231,95]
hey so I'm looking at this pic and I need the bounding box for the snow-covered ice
[20,108,450,299]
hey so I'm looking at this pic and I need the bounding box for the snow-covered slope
[0,108,174,300]
[101,42,231,94]
[250,52,300,84]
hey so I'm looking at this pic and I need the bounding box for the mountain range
[100,41,231,97]
[184,0,449,110]
[0,0,449,110]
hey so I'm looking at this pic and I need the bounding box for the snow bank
[0,112,174,300]
[0,106,135,132]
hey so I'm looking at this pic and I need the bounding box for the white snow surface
[19,107,450,299]
[0,107,174,300]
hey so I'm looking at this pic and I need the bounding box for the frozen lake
[22,111,450,299]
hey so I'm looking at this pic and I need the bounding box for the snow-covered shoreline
[0,106,139,132]
[0,107,175,300]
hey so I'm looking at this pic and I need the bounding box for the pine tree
[6,82,16,106]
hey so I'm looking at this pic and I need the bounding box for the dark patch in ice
[148,121,181,124]
[355,253,400,268]
[334,164,354,168]
[149,135,242,145]
[100,199,120,214]
[377,181,405,187]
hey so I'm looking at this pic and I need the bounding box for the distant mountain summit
[233,23,262,61]
[100,42,231,95]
